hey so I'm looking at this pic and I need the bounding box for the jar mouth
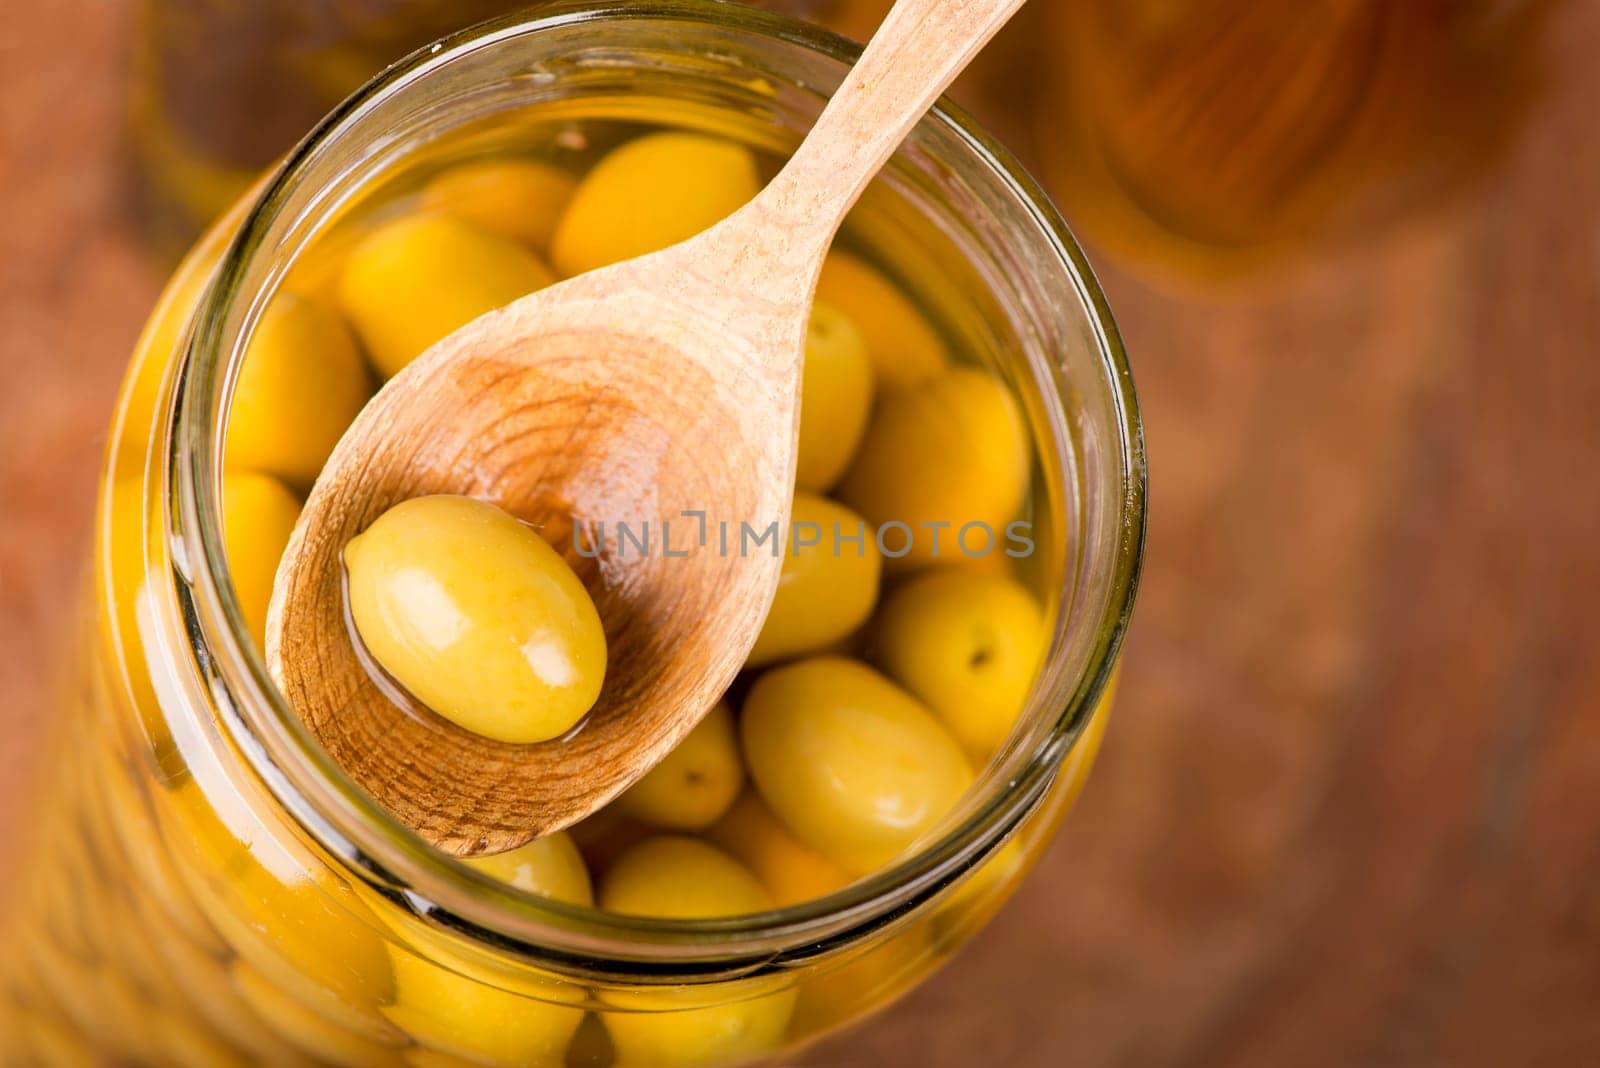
[169,0,1146,977]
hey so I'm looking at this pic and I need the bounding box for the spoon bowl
[269,257,803,855]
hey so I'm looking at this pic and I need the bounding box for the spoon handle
[758,0,1026,253]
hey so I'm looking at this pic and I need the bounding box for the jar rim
[169,0,1146,976]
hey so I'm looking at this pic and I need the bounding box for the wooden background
[2,2,1598,1065]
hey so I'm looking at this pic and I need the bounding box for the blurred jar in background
[135,0,1543,282]
[128,0,839,257]
[127,0,1037,259]
[1037,0,1559,284]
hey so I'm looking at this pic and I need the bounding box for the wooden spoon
[266,0,1027,856]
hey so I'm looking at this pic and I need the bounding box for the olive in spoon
[267,0,1027,855]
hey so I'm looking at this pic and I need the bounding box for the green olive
[167,782,397,1018]
[377,834,590,1062]
[815,251,949,391]
[343,495,606,744]
[613,703,744,831]
[601,979,796,1068]
[598,837,795,1066]
[464,832,593,906]
[551,132,760,277]
[384,949,584,1066]
[599,836,769,920]
[746,493,882,668]
[571,813,659,896]
[225,291,373,488]
[706,791,853,908]
[337,213,555,378]
[230,962,402,1066]
[789,925,935,1040]
[740,657,973,875]
[221,473,301,649]
[796,301,874,492]
[838,367,1030,569]
[420,159,577,253]
[873,569,1047,759]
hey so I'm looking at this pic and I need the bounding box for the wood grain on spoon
[265,0,1028,856]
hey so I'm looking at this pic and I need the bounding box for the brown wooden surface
[3,3,1599,1066]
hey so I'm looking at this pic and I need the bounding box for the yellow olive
[224,290,373,488]
[706,791,852,908]
[151,922,278,1057]
[383,949,583,1067]
[551,132,760,277]
[231,962,403,1066]
[343,495,607,745]
[369,839,589,1008]
[740,657,973,875]
[601,979,796,1068]
[599,836,769,919]
[197,881,395,1022]
[337,213,555,378]
[174,821,395,1024]
[873,569,1047,760]
[94,745,224,957]
[599,838,794,1067]
[933,668,1117,947]
[464,831,594,906]
[614,703,744,831]
[420,159,578,252]
[369,799,595,1036]
[220,473,301,649]
[746,493,881,668]
[789,924,935,1040]
[796,301,874,492]
[816,250,949,391]
[838,367,1030,569]
[569,808,654,882]
[280,218,378,318]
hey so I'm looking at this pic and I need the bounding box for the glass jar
[1,3,1145,1064]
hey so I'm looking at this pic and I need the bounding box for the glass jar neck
[159,0,1142,980]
